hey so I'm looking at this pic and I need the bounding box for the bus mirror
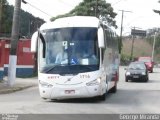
[98,27,105,48]
[31,31,38,52]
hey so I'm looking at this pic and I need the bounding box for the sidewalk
[0,77,38,94]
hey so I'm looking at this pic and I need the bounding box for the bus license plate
[65,90,75,94]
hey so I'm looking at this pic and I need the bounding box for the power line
[112,0,126,6]
[22,0,52,17]
[125,16,143,28]
[58,0,75,7]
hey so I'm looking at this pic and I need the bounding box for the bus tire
[99,93,106,101]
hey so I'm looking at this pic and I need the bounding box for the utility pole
[130,27,135,61]
[152,32,156,61]
[119,10,132,54]
[130,35,135,61]
[119,10,124,54]
[0,0,3,33]
[8,0,21,86]
[95,0,98,17]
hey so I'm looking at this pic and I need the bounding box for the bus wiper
[83,65,95,70]
[44,64,67,73]
[70,64,95,71]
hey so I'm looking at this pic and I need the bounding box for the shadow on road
[150,71,160,74]
[148,79,160,83]
[44,93,115,104]
[102,88,160,106]
[45,89,146,106]
[48,97,105,103]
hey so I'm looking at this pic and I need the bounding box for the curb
[0,85,36,94]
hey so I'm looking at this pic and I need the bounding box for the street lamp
[22,0,27,4]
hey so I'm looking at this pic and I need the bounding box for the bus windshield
[39,27,100,74]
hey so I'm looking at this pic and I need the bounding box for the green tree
[0,0,44,38]
[0,0,10,35]
[153,0,160,14]
[51,0,117,28]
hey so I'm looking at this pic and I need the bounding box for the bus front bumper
[39,84,103,100]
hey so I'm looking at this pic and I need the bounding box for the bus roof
[40,16,100,30]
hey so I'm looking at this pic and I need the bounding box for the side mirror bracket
[31,31,38,52]
[31,31,46,58]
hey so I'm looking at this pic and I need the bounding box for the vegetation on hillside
[146,34,160,62]
[121,33,160,64]
[0,0,44,38]
[121,37,153,64]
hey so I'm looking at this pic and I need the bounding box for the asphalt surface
[0,67,160,114]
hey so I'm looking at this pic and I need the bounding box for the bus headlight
[86,78,101,86]
[39,80,53,88]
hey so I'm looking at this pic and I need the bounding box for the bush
[120,54,137,65]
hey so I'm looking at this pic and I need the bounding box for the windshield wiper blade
[79,65,97,71]
[44,64,67,73]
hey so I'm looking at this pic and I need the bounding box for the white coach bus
[31,16,119,100]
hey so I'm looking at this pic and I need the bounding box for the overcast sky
[7,0,160,35]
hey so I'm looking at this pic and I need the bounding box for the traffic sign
[131,29,146,37]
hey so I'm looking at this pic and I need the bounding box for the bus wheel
[99,93,106,101]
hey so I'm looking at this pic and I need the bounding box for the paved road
[0,67,160,114]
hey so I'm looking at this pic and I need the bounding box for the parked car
[138,56,154,73]
[125,61,149,82]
